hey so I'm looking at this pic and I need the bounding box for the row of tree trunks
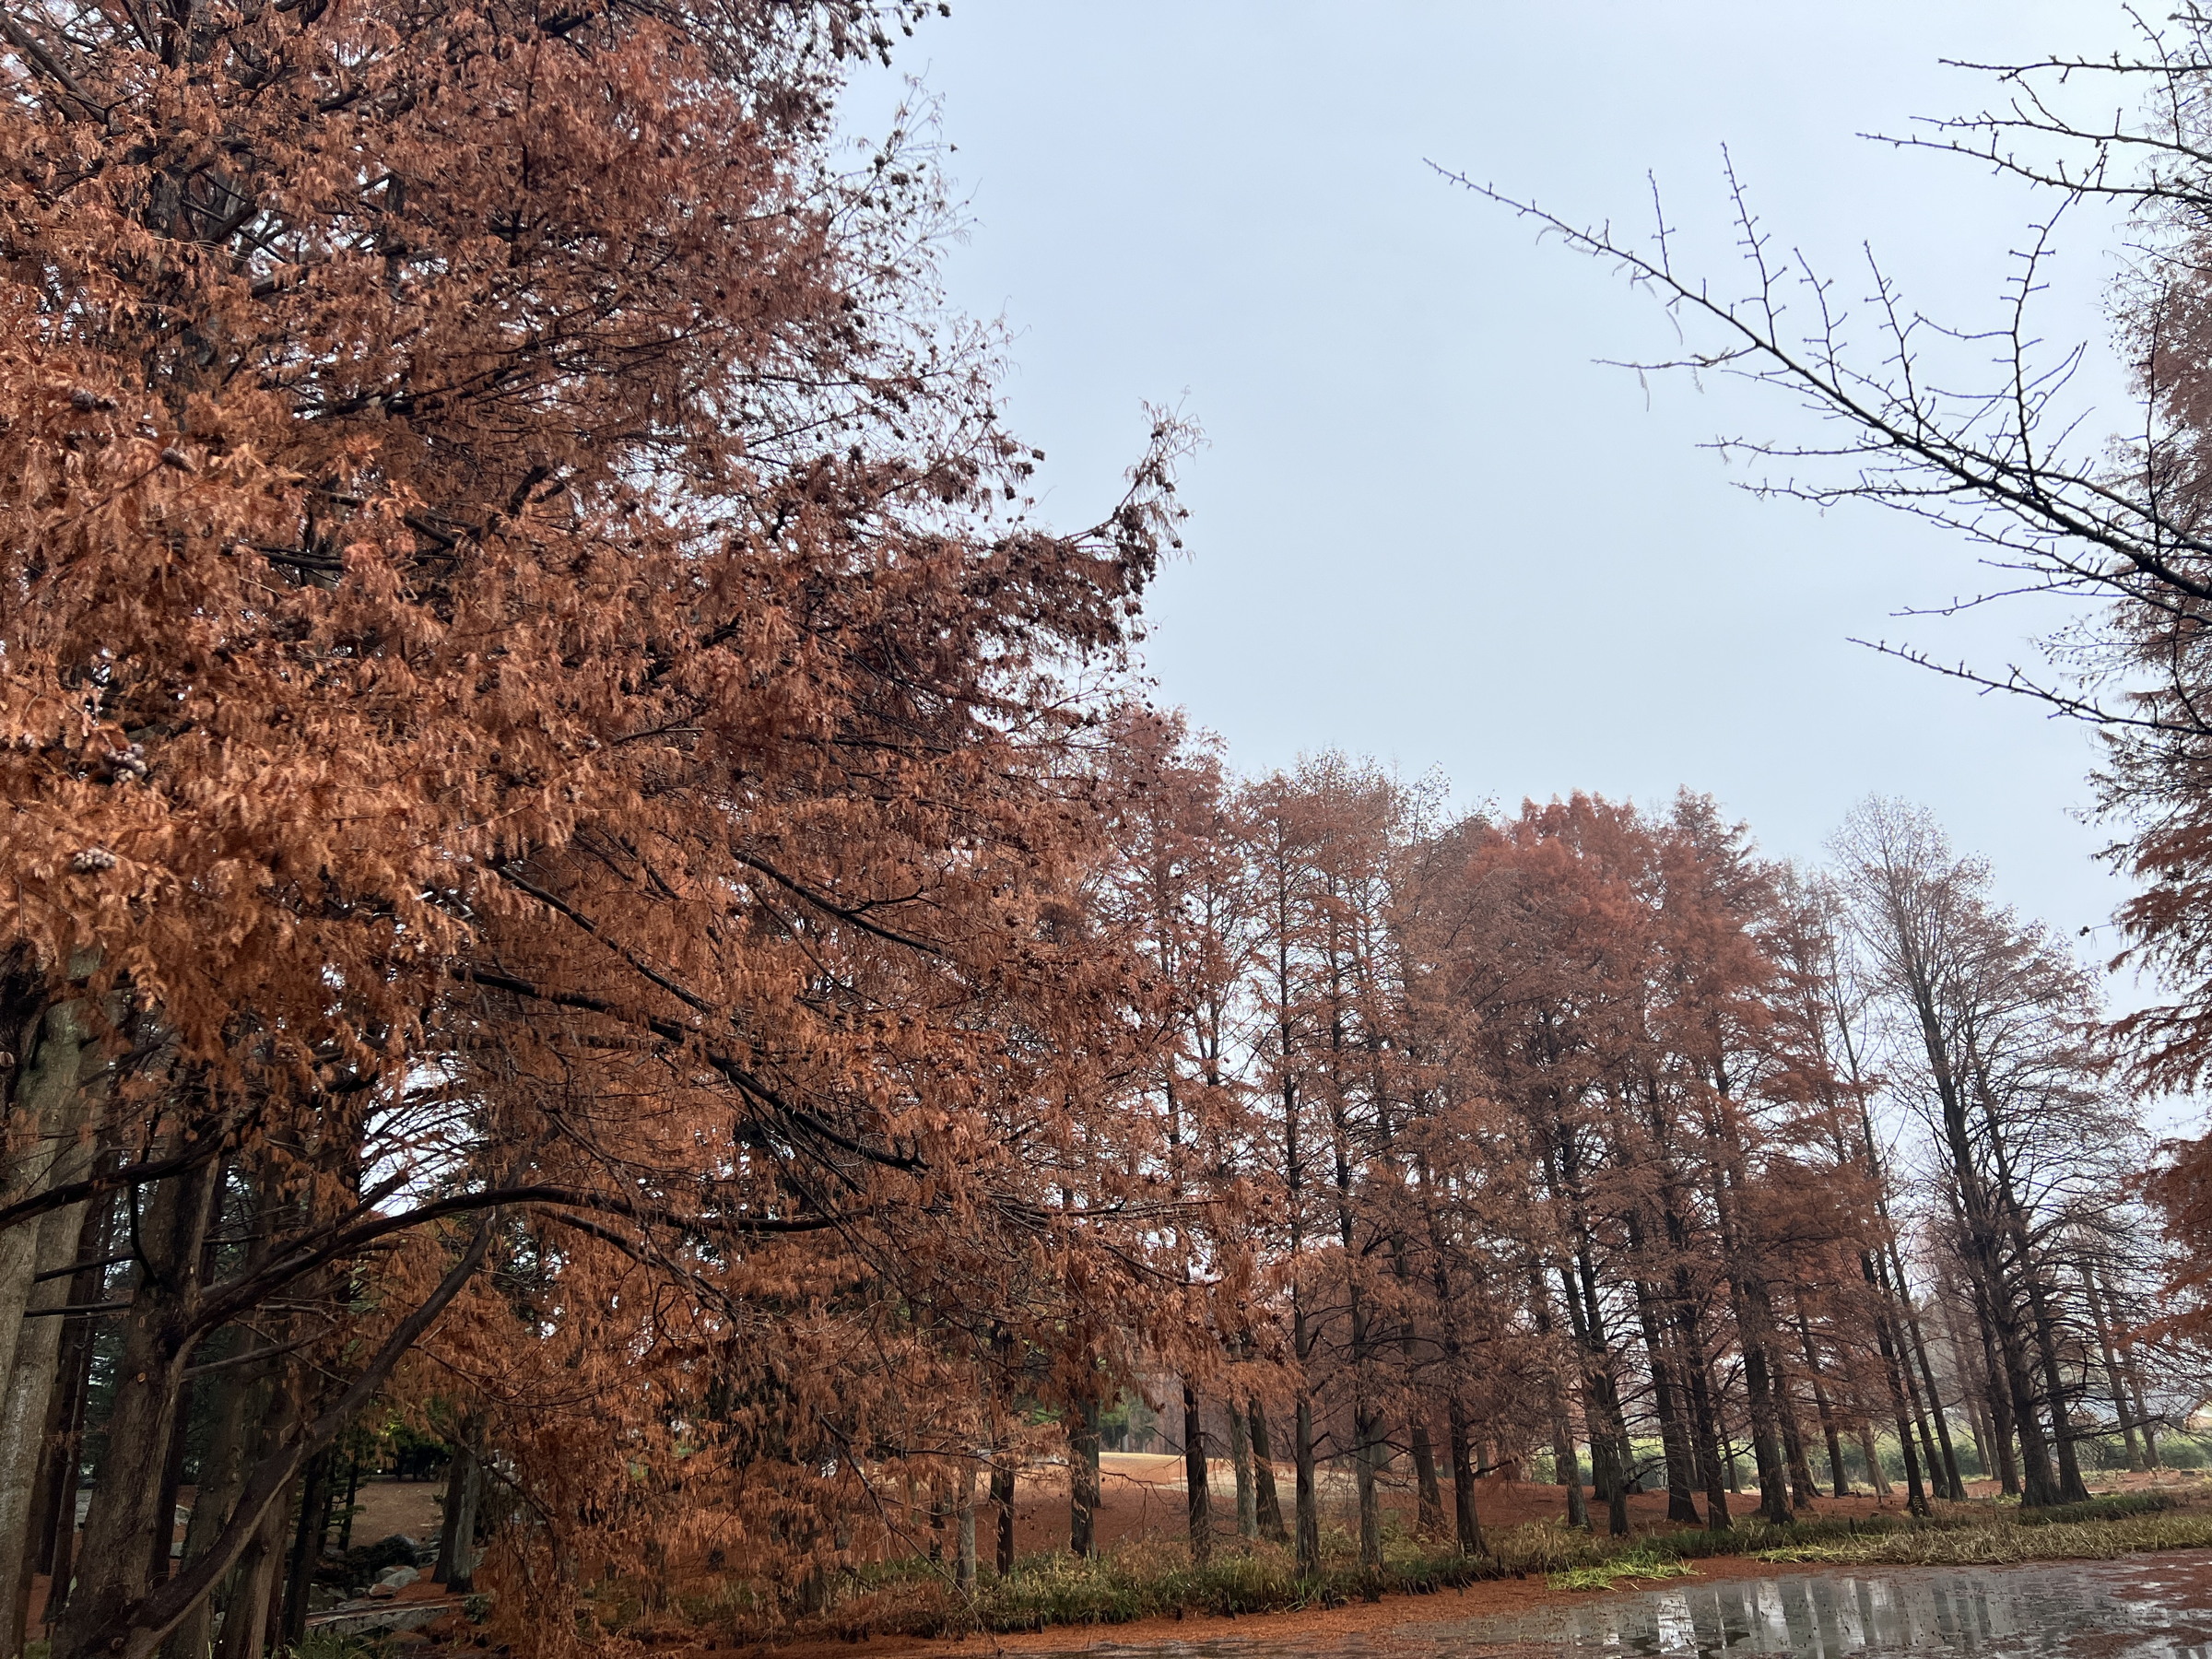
[0,991,111,1655]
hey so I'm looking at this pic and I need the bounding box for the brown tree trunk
[1633,1272,1702,1524]
[1248,1401,1287,1544]
[1227,1395,1255,1539]
[0,1185,102,1656]
[1529,1265,1588,1530]
[1969,1290,2022,1495]
[1867,1283,1931,1517]
[161,1358,269,1659]
[149,1381,194,1586]
[1181,1380,1211,1566]
[1561,1256,1630,1536]
[53,1155,223,1659]
[1855,1421,1889,1496]
[2081,1268,2143,1472]
[1889,1252,1965,1500]
[1677,1299,1731,1528]
[1409,1413,1444,1541]
[1292,1395,1320,1576]
[1444,1394,1483,1556]
[280,1446,337,1642]
[989,1462,1016,1577]
[0,993,109,1654]
[209,1509,283,1659]
[1792,1308,1849,1498]
[1066,1399,1100,1559]
[23,1206,108,1639]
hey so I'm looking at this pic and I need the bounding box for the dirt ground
[345,1474,448,1545]
[993,1452,1900,1558]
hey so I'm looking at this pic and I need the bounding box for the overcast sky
[846,3,2151,990]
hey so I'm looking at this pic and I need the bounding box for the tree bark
[1227,1393,1255,1538]
[0,1171,101,1655]
[1292,1395,1319,1576]
[280,1445,337,1643]
[1248,1400,1287,1545]
[1181,1380,1211,1566]
[53,1154,223,1659]
[2081,1267,2143,1472]
[1066,1398,1099,1559]
[0,993,108,1653]
[953,1464,976,1595]
[989,1461,1016,1578]
[1444,1393,1483,1556]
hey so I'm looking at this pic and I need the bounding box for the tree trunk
[1227,1394,1255,1539]
[1793,1309,1849,1498]
[1292,1395,1319,1576]
[1181,1380,1211,1566]
[954,1465,976,1595]
[1867,1287,1931,1517]
[1769,1345,1818,1511]
[1895,1267,1965,1500]
[208,1510,282,1659]
[1409,1413,1443,1541]
[2116,1318,2159,1467]
[337,1453,362,1554]
[24,1208,107,1640]
[1968,1290,2022,1495]
[1248,1400,1287,1545]
[2025,1279,2090,1504]
[1067,1399,1100,1559]
[0,1174,101,1656]
[989,1462,1016,1577]
[279,1446,336,1645]
[1679,1313,1731,1528]
[1855,1422,1889,1497]
[1633,1273,1702,1524]
[1938,1290,1999,1485]
[2081,1268,2142,1472]
[1561,1257,1630,1536]
[53,1155,223,1659]
[439,1442,480,1595]
[0,994,108,1653]
[1738,1329,1793,1525]
[1444,1394,1483,1556]
[161,1361,269,1659]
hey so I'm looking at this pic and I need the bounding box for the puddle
[1425,1562,2212,1659]
[1030,1558,2212,1659]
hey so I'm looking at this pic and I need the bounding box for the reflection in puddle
[1428,1564,2212,1659]
[1043,1559,2212,1659]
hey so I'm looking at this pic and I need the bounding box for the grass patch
[1747,1510,2212,1569]
[1548,1552,1699,1592]
[2016,1491,2175,1527]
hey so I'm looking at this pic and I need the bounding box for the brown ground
[999,1453,1900,1557]
[346,1474,448,1545]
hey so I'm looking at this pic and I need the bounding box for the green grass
[1548,1551,1699,1592]
[1753,1509,2212,1568]
[2015,1491,2175,1526]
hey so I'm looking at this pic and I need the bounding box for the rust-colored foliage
[0,3,1193,1654]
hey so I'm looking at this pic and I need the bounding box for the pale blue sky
[847,3,2146,982]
